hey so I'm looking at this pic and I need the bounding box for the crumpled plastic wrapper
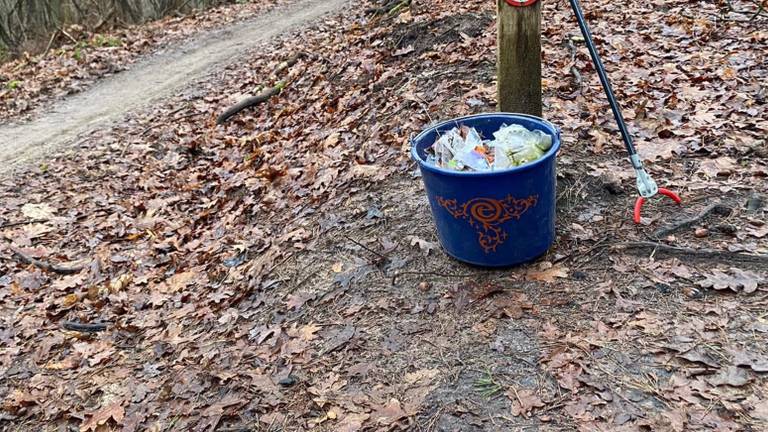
[425,124,552,172]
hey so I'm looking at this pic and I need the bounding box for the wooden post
[497,0,542,116]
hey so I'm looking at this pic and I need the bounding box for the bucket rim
[411,112,561,177]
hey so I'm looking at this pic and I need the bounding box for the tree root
[653,203,732,238]
[612,241,768,264]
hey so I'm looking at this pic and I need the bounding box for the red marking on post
[505,0,538,6]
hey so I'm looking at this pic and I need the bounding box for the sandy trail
[0,0,347,172]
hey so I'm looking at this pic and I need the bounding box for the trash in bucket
[412,113,561,267]
[426,124,553,171]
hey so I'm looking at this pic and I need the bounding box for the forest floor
[1,0,767,431]
[0,0,342,171]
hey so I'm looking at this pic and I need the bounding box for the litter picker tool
[569,0,682,223]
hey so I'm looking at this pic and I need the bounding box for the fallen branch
[44,30,59,54]
[271,52,303,77]
[216,52,304,125]
[6,244,86,275]
[653,203,732,238]
[59,26,78,44]
[63,321,107,333]
[216,82,284,125]
[612,241,768,264]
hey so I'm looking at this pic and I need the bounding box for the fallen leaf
[638,139,683,161]
[526,262,569,283]
[371,398,407,425]
[2,389,36,412]
[298,323,322,341]
[61,293,80,307]
[509,388,545,417]
[746,225,768,239]
[285,292,313,310]
[406,235,438,256]
[45,356,80,370]
[21,203,56,219]
[730,349,768,372]
[333,261,374,289]
[109,273,132,293]
[322,325,355,354]
[697,268,763,293]
[393,44,415,56]
[706,366,751,387]
[470,282,505,301]
[589,128,611,153]
[336,413,370,432]
[698,158,738,178]
[323,132,340,148]
[260,412,286,425]
[80,402,125,432]
[162,270,197,293]
[201,396,245,417]
[404,369,439,385]
[753,400,768,421]
[678,349,720,368]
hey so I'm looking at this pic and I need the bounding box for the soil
[390,13,494,57]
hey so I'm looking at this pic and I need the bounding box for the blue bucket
[412,113,561,267]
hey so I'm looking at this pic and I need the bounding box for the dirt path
[0,0,346,172]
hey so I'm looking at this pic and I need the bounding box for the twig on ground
[0,219,48,229]
[653,203,732,238]
[509,384,525,409]
[6,244,86,275]
[391,270,475,285]
[44,30,59,54]
[612,241,768,264]
[343,234,388,261]
[62,321,107,333]
[565,36,583,92]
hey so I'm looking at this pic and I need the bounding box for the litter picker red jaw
[569,0,682,223]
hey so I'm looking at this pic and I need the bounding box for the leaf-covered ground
[1,0,767,431]
[0,0,294,123]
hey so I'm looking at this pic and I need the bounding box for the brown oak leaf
[80,402,125,432]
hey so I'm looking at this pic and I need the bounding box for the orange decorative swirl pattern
[469,199,504,226]
[437,194,538,253]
